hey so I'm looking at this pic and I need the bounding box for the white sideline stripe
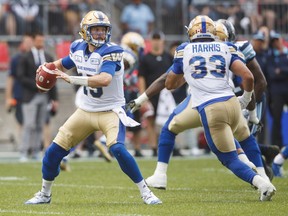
[0,182,253,193]
[0,209,64,215]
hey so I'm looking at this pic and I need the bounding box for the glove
[125,100,139,113]
[125,93,149,113]
[237,90,253,109]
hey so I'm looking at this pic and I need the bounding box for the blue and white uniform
[63,39,125,112]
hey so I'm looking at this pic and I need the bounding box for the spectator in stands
[138,31,173,156]
[258,26,271,50]
[64,0,81,35]
[48,0,66,35]
[11,0,42,35]
[5,34,33,146]
[0,1,17,35]
[240,0,261,34]
[265,31,288,149]
[120,0,155,38]
[187,0,218,22]
[17,32,58,162]
[214,1,245,34]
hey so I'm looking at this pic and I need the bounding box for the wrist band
[135,93,149,104]
[69,76,89,86]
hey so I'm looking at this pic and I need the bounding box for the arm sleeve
[100,61,117,76]
[61,56,75,70]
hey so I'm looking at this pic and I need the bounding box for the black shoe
[134,150,143,157]
[71,152,81,159]
[173,148,183,157]
[263,145,280,165]
[262,156,274,181]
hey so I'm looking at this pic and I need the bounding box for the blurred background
[0,0,288,158]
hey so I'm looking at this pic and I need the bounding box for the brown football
[36,63,57,92]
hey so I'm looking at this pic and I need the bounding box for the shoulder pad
[70,39,85,52]
[174,42,189,59]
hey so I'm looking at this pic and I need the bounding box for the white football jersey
[69,40,125,112]
[183,41,238,108]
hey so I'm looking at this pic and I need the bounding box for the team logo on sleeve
[75,55,82,63]
[103,53,123,62]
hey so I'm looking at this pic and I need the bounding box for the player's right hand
[125,100,140,113]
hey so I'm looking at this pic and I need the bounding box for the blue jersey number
[83,87,103,98]
[78,73,103,98]
[189,55,226,79]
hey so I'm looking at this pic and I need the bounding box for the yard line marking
[0,182,254,193]
[0,209,64,215]
[0,176,27,181]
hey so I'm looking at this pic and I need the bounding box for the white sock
[41,179,53,196]
[256,167,270,182]
[136,179,150,196]
[154,162,168,175]
[238,153,256,169]
[274,154,285,165]
[252,175,267,188]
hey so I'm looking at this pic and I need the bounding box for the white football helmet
[121,32,145,57]
[186,15,216,42]
[215,21,229,42]
[79,10,111,47]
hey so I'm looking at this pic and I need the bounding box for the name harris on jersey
[191,43,221,53]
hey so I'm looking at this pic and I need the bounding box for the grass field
[0,156,287,216]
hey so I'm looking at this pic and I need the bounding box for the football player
[272,146,288,177]
[219,19,280,178]
[25,11,161,205]
[168,15,275,200]
[127,21,271,189]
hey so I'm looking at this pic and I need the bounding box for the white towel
[112,107,140,127]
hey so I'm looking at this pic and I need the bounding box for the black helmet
[217,19,236,42]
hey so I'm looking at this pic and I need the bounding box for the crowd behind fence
[1,1,288,42]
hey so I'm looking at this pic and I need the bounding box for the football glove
[125,93,149,113]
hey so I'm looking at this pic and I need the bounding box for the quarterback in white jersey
[167,15,276,201]
[69,38,125,112]
[25,11,162,205]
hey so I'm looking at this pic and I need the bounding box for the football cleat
[60,158,71,172]
[145,173,167,190]
[94,140,112,162]
[272,163,283,177]
[258,182,276,201]
[142,191,162,205]
[264,145,280,165]
[25,191,51,204]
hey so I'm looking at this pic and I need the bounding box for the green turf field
[0,157,287,216]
